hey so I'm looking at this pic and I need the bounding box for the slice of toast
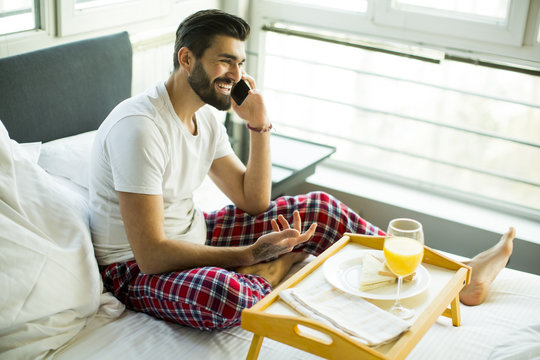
[360,254,415,291]
[359,254,396,291]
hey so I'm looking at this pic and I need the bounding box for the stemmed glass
[383,218,424,320]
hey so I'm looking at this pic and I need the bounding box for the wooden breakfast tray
[241,233,472,360]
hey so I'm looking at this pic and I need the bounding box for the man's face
[188,35,246,111]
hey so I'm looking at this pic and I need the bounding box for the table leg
[442,295,461,327]
[246,334,264,360]
[449,295,461,326]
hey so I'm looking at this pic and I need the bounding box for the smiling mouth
[216,80,233,95]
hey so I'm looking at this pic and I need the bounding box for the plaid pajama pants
[100,191,384,330]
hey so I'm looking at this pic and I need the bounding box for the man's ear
[178,47,193,73]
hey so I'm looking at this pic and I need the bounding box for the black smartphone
[231,79,251,106]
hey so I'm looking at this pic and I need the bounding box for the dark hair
[173,9,250,70]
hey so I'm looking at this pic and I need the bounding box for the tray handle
[243,312,388,360]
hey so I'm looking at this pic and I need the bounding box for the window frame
[248,0,540,77]
[0,0,217,59]
[373,0,530,46]
[0,0,41,36]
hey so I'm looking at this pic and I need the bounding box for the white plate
[323,249,430,300]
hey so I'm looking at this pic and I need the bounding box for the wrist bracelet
[246,122,273,133]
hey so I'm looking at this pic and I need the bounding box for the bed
[1,32,539,360]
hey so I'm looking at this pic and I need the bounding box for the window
[73,0,133,10]
[393,0,510,22]
[57,0,172,36]
[0,0,39,36]
[248,0,540,217]
[282,0,367,12]
[56,0,213,36]
[373,0,529,46]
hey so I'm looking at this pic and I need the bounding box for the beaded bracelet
[246,122,273,133]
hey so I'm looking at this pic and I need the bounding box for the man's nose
[228,64,242,82]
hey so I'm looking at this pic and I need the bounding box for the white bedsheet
[53,265,540,360]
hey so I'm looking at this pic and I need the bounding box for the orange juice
[384,237,424,276]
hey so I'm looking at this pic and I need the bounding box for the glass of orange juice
[384,218,424,319]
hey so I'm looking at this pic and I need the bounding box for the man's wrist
[246,122,273,133]
[241,244,257,266]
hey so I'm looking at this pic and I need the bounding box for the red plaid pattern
[101,262,271,330]
[100,191,384,330]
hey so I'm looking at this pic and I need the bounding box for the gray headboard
[0,31,132,143]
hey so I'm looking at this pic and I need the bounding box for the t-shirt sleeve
[105,117,166,195]
[211,114,234,160]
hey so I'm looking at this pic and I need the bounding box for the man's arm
[209,74,272,215]
[209,136,270,215]
[118,191,314,274]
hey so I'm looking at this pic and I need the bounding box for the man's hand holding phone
[231,75,269,130]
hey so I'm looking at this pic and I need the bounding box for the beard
[188,61,232,111]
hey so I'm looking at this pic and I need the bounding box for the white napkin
[279,282,410,346]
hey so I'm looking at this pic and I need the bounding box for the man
[89,9,515,330]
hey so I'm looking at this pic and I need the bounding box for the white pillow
[38,131,96,189]
[18,141,42,163]
[0,123,102,359]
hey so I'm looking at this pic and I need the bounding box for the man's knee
[191,268,268,329]
[306,190,337,204]
[204,269,264,315]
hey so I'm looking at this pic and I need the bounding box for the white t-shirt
[89,81,233,265]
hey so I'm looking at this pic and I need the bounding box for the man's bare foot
[459,227,515,306]
[236,251,309,287]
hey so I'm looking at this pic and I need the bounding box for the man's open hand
[250,211,317,263]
